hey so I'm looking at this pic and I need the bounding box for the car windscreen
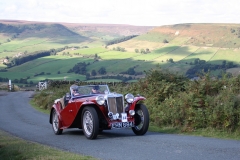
[77,85,109,95]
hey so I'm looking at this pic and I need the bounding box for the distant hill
[0,20,153,37]
[134,23,240,48]
[0,21,240,84]
[109,23,240,55]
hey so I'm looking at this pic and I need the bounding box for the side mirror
[65,93,71,100]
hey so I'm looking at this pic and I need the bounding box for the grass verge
[0,130,96,160]
[149,125,240,140]
[30,99,50,114]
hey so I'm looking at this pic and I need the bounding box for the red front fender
[129,96,146,111]
[49,102,63,127]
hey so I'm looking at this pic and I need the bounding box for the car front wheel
[52,109,63,135]
[132,104,149,135]
[82,107,99,139]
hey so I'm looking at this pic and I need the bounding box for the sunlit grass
[0,130,96,160]
[149,125,240,140]
[211,48,240,64]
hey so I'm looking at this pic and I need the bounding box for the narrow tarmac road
[0,91,240,160]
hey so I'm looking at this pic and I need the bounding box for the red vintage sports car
[49,84,149,139]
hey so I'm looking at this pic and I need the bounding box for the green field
[182,47,218,62]
[1,22,240,84]
[210,48,240,64]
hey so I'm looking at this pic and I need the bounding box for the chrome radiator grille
[107,96,124,116]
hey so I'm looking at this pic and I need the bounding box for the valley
[0,21,240,86]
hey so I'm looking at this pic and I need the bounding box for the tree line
[3,48,66,68]
[186,59,237,78]
[0,76,33,84]
[105,35,138,46]
[86,74,135,82]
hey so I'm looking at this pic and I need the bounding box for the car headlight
[96,96,105,105]
[125,93,134,103]
[129,110,135,116]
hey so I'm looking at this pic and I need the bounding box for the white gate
[38,82,47,90]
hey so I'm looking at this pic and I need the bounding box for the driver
[59,84,79,109]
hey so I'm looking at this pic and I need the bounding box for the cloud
[4,5,17,13]
[0,0,240,26]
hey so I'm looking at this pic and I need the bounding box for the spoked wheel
[82,107,99,139]
[132,104,149,135]
[52,109,63,135]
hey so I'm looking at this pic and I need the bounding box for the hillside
[0,20,153,39]
[109,23,240,77]
[142,23,240,48]
[0,21,240,85]
[110,23,240,50]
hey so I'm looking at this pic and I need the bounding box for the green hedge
[33,70,240,132]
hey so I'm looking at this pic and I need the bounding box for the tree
[13,79,19,83]
[86,73,90,80]
[194,58,200,65]
[146,48,150,53]
[98,67,106,75]
[226,61,234,68]
[168,58,174,63]
[91,70,97,76]
[120,47,126,52]
[135,49,139,53]
[127,68,135,75]
[163,39,169,43]
[68,62,87,74]
[140,49,146,54]
[222,60,226,67]
[105,35,137,46]
[199,60,206,64]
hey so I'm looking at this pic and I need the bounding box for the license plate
[111,122,134,128]
[121,113,127,122]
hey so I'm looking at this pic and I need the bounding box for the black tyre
[82,107,99,139]
[52,109,63,135]
[132,104,149,135]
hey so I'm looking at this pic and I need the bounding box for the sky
[0,0,239,26]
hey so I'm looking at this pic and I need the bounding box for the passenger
[70,84,80,97]
[91,85,100,94]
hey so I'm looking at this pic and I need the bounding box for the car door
[60,99,78,127]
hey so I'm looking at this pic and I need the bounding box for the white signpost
[8,80,11,91]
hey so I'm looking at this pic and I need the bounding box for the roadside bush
[147,73,240,132]
[32,70,240,133]
[112,70,240,132]
[33,85,69,110]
